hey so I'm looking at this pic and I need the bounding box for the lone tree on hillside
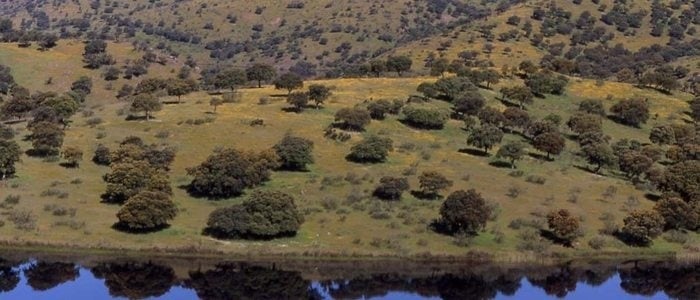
[438,189,492,235]
[246,63,277,88]
[308,84,331,108]
[274,73,304,95]
[500,86,533,108]
[29,121,64,156]
[205,191,304,239]
[347,135,393,163]
[130,93,162,120]
[467,124,504,155]
[385,56,412,76]
[273,134,314,171]
[102,160,172,204]
[546,209,580,247]
[374,176,410,200]
[418,171,453,199]
[166,78,196,103]
[496,141,526,168]
[61,146,83,168]
[116,191,178,232]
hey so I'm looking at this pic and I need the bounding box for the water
[0,255,696,299]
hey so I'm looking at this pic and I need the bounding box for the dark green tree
[496,141,526,168]
[385,56,412,76]
[620,210,665,246]
[546,209,580,246]
[308,84,331,108]
[373,176,410,200]
[418,171,453,199]
[581,143,617,173]
[205,191,304,238]
[274,73,304,95]
[246,63,277,88]
[334,107,371,131]
[116,191,178,231]
[286,91,309,112]
[273,134,314,171]
[130,93,162,120]
[0,140,20,180]
[439,189,492,235]
[467,124,504,154]
[610,98,650,127]
[532,132,565,159]
[347,135,393,163]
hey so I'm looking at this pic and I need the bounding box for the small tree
[214,69,247,91]
[166,78,195,103]
[453,91,485,116]
[0,140,21,180]
[610,98,650,127]
[567,113,602,136]
[578,99,606,116]
[367,100,393,120]
[385,56,412,76]
[273,134,314,171]
[418,171,453,199]
[61,146,83,168]
[374,176,410,200]
[546,209,580,246]
[347,135,393,163]
[210,97,224,113]
[439,189,492,235]
[621,210,665,246]
[130,93,162,120]
[70,76,93,96]
[116,191,177,231]
[532,132,565,160]
[334,107,371,131]
[287,91,309,112]
[308,84,331,108]
[274,73,304,95]
[103,160,172,204]
[649,125,675,145]
[581,143,617,173]
[503,107,530,131]
[29,121,64,156]
[93,144,111,166]
[501,86,533,109]
[467,124,504,154]
[246,63,277,88]
[496,141,526,168]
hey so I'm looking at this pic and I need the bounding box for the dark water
[0,254,697,299]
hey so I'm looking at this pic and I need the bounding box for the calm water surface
[0,255,696,299]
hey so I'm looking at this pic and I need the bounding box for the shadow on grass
[125,115,153,121]
[112,222,171,234]
[281,107,303,113]
[202,227,298,241]
[528,152,552,161]
[162,100,183,105]
[58,162,79,169]
[488,161,513,169]
[410,190,442,200]
[458,148,490,157]
[269,94,289,98]
[644,193,662,202]
[539,229,573,248]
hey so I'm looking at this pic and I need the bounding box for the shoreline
[0,239,690,264]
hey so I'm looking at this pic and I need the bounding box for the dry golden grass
[0,41,698,258]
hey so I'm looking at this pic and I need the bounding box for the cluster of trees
[286,84,331,112]
[97,136,177,231]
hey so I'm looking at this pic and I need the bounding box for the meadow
[0,40,697,260]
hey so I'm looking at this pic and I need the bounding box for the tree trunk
[258,80,262,88]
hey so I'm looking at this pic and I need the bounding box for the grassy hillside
[0,41,697,258]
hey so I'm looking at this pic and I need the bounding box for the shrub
[334,107,371,131]
[401,106,447,129]
[347,135,393,163]
[546,209,581,246]
[205,191,304,239]
[610,98,650,127]
[116,191,178,231]
[588,235,607,250]
[373,176,410,200]
[187,148,280,198]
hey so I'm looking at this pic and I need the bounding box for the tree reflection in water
[185,262,321,300]
[90,261,176,299]
[0,257,697,299]
[24,261,79,291]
